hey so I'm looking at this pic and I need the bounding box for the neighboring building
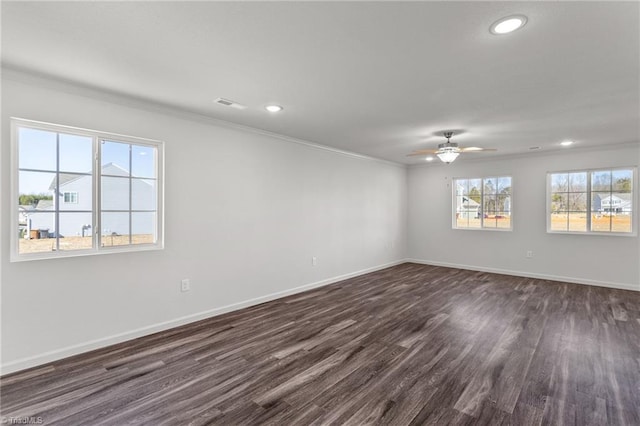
[18,205,34,226]
[594,193,632,216]
[23,163,155,238]
[456,184,480,218]
[458,196,480,218]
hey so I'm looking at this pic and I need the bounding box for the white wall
[0,73,408,374]
[408,146,640,290]
[2,70,638,376]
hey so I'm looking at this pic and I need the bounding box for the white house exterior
[23,163,155,238]
[596,193,632,216]
[455,184,480,218]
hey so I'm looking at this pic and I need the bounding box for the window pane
[101,212,130,246]
[495,212,511,229]
[550,173,568,192]
[456,215,469,228]
[591,171,611,192]
[484,178,497,195]
[19,171,56,209]
[483,215,498,228]
[19,212,56,254]
[18,128,57,171]
[612,169,632,192]
[608,192,632,213]
[610,191,632,232]
[102,176,129,210]
[457,179,468,190]
[497,177,511,194]
[550,212,569,231]
[132,145,156,178]
[551,192,568,213]
[483,195,497,214]
[58,173,92,210]
[455,179,476,228]
[463,216,481,228]
[132,212,156,245]
[568,192,587,211]
[592,192,612,215]
[131,179,156,211]
[59,133,92,173]
[591,214,612,232]
[58,212,93,251]
[497,193,511,213]
[568,172,587,192]
[101,141,130,175]
[612,214,632,232]
[568,212,587,232]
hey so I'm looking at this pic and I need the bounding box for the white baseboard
[406,258,639,292]
[1,260,405,376]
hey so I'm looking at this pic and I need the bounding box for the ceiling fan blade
[407,149,438,156]
[460,147,497,152]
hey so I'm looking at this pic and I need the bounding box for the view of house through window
[14,119,162,259]
[101,140,158,247]
[549,168,634,233]
[454,176,512,230]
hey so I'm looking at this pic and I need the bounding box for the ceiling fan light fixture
[437,149,460,164]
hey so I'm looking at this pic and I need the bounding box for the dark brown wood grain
[1,263,639,425]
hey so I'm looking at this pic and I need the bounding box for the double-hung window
[548,168,635,234]
[453,176,512,230]
[12,118,163,261]
[63,192,78,204]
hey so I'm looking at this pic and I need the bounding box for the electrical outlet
[312,256,317,266]
[526,251,533,258]
[181,279,191,292]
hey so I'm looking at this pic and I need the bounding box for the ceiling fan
[408,131,496,164]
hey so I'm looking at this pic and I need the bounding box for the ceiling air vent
[213,97,247,110]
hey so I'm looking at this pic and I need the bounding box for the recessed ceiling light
[425,156,434,162]
[560,140,574,146]
[265,105,283,113]
[490,15,528,35]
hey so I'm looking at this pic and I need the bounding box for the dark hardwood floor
[1,263,639,425]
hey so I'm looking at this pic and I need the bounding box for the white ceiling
[2,1,638,164]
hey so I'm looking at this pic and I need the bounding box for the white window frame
[546,167,637,236]
[11,118,164,261]
[452,176,513,231]
[63,191,78,204]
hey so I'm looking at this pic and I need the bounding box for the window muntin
[454,176,512,230]
[12,119,163,261]
[548,168,634,234]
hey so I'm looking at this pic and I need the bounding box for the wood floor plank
[2,263,639,425]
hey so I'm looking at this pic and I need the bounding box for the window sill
[10,243,164,262]
[547,230,637,237]
[452,227,512,232]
